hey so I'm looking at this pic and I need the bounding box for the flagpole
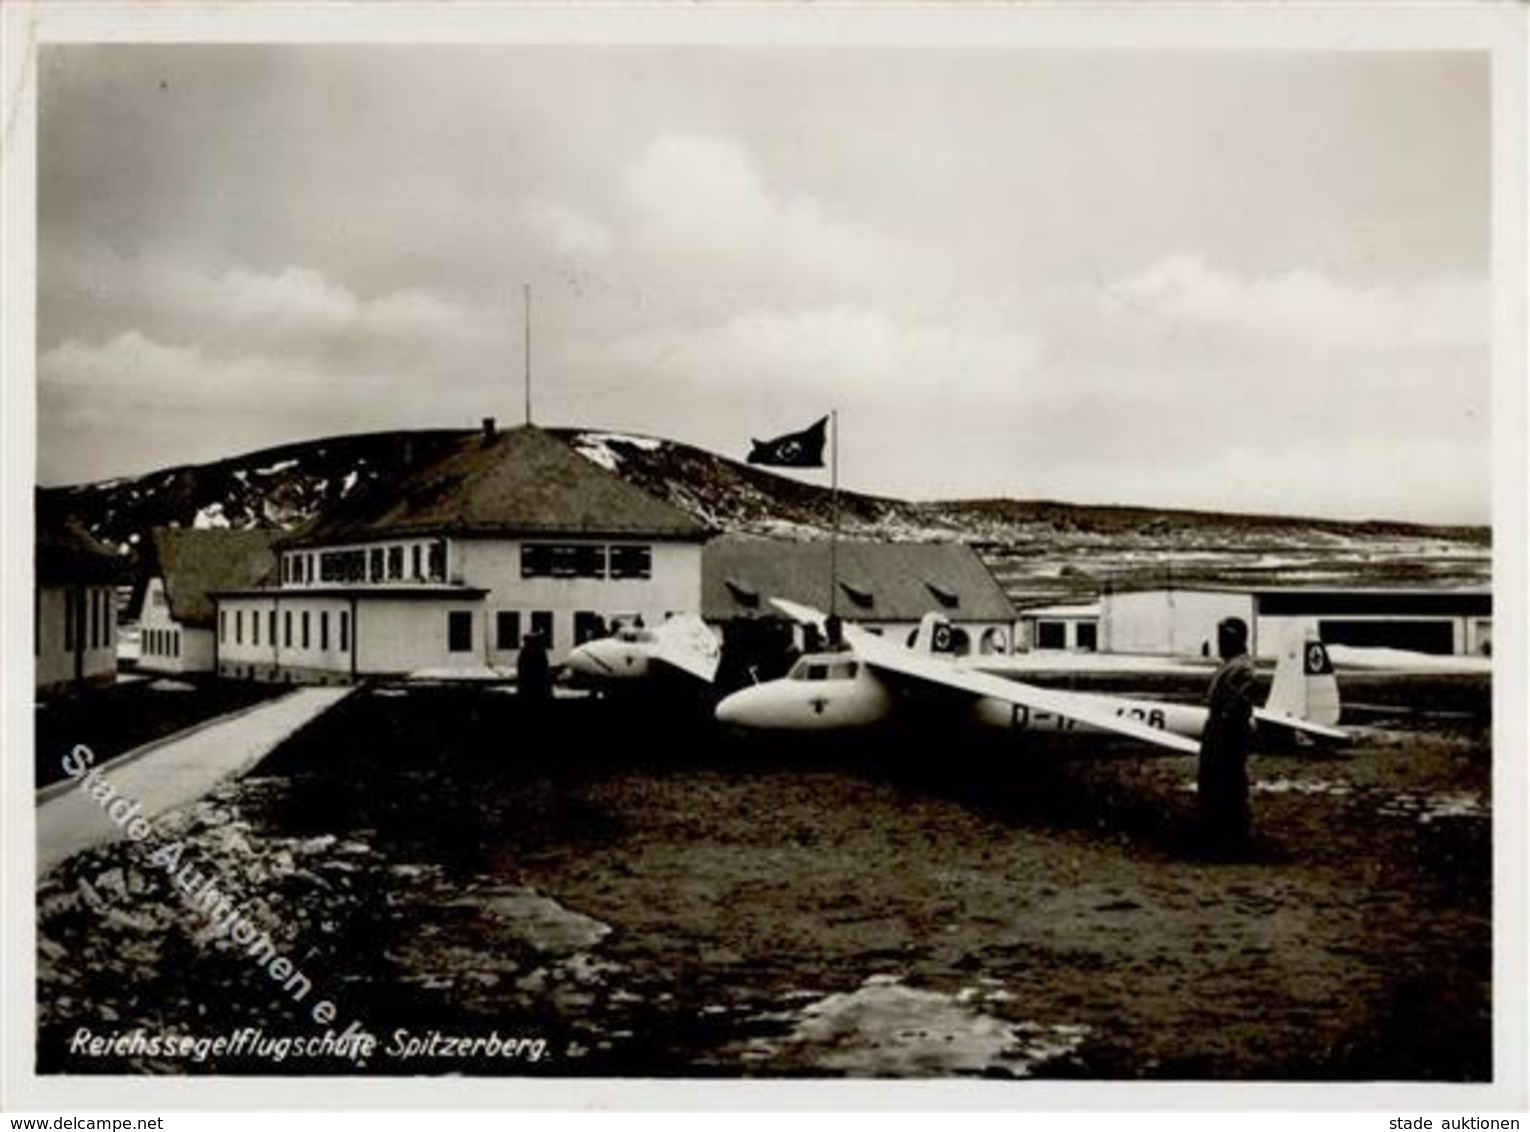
[524,283,532,426]
[829,409,839,620]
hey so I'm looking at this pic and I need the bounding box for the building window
[282,558,290,584]
[574,611,608,645]
[340,610,349,652]
[521,543,605,579]
[428,541,445,581]
[388,546,404,580]
[269,610,277,645]
[1036,621,1067,649]
[321,549,366,583]
[530,610,554,648]
[411,545,422,580]
[284,611,293,648]
[321,611,330,651]
[220,609,227,644]
[496,611,521,651]
[302,611,311,649]
[173,631,180,658]
[307,554,316,584]
[370,548,384,582]
[448,611,473,653]
[608,545,652,580]
[1076,622,1098,652]
[253,611,260,646]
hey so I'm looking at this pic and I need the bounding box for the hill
[41,426,1491,606]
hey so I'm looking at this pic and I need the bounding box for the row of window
[449,609,651,653]
[520,543,652,580]
[1034,620,1097,651]
[62,588,113,652]
[284,542,448,586]
[219,608,350,653]
[279,541,655,586]
[144,627,181,658]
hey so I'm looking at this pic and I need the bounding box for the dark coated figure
[1198,617,1257,854]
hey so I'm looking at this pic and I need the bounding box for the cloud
[36,325,506,484]
[42,252,504,367]
[1104,254,1487,353]
[520,198,613,259]
[615,133,907,303]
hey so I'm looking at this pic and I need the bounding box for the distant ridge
[40,426,1490,606]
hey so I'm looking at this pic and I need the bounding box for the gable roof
[143,527,281,627]
[35,495,124,585]
[286,425,709,547]
[704,536,1016,622]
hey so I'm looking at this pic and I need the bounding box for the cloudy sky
[36,45,1490,522]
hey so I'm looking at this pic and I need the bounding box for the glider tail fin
[1264,626,1342,728]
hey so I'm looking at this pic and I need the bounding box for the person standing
[516,630,552,703]
[1198,618,1258,854]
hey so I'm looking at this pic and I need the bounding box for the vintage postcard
[3,0,1525,1117]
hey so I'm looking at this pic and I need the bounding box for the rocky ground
[36,680,1492,1080]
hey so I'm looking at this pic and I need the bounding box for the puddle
[738,975,1088,1077]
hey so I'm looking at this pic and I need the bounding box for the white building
[36,502,121,698]
[213,423,710,682]
[132,528,281,674]
[1016,602,1101,652]
[1101,585,1492,659]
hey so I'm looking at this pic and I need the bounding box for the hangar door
[1318,619,1454,654]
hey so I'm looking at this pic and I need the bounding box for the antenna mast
[523,283,532,426]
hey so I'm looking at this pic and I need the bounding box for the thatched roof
[704,536,1016,622]
[285,425,709,547]
[143,527,281,627]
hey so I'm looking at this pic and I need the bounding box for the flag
[747,416,828,468]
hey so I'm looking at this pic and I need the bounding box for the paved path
[37,686,352,878]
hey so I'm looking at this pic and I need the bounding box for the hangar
[1099,585,1492,659]
[704,535,1017,656]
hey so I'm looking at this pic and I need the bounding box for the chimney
[482,416,497,441]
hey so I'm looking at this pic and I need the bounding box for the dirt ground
[35,678,1492,1080]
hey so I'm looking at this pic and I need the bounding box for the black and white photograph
[3,1,1526,1117]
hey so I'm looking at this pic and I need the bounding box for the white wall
[355,597,485,675]
[36,583,117,694]
[453,537,703,662]
[1102,590,1255,657]
[216,593,490,679]
[136,577,216,673]
[218,594,355,680]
